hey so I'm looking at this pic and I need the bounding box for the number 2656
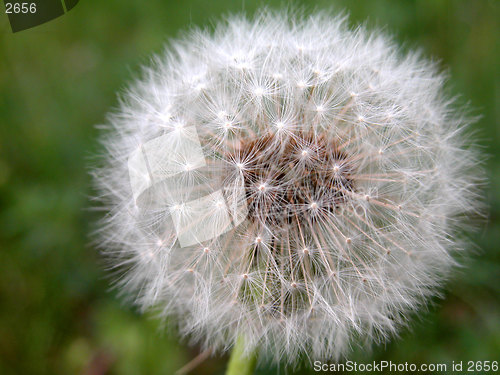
[6,2,37,14]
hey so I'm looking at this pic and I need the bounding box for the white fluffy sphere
[94,10,483,364]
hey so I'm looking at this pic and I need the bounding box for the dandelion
[93,9,483,372]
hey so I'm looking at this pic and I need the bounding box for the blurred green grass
[0,1,498,374]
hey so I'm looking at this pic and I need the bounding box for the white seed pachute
[128,126,248,247]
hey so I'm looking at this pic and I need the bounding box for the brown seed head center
[232,132,355,227]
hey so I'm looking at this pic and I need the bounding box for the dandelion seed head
[94,9,484,365]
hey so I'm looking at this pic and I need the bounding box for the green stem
[225,335,257,375]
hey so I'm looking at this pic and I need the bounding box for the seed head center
[231,132,355,227]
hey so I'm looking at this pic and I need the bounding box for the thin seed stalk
[226,335,257,375]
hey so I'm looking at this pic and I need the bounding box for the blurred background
[0,0,498,374]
